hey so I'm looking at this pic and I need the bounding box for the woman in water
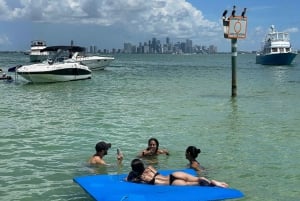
[185,146,204,174]
[127,159,228,187]
[138,138,169,157]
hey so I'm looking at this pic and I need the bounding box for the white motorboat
[69,52,114,70]
[17,46,92,83]
[256,25,297,65]
[29,40,49,62]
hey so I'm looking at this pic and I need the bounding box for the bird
[231,5,236,17]
[222,10,228,19]
[241,8,247,18]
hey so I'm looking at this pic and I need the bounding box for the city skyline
[87,36,217,54]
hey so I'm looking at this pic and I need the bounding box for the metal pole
[231,38,237,97]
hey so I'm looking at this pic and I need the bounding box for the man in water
[89,141,123,165]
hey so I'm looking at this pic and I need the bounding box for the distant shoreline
[0,51,259,55]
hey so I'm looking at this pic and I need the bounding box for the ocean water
[0,53,299,201]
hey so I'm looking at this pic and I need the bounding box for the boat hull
[17,63,91,83]
[256,52,297,65]
[76,56,114,70]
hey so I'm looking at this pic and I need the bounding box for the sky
[0,0,299,52]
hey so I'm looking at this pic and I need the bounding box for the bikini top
[141,166,160,185]
[147,172,160,185]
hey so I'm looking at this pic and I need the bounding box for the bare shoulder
[190,161,202,173]
[157,149,169,155]
[89,156,106,165]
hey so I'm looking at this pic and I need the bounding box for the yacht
[69,52,114,70]
[256,25,297,65]
[29,40,49,62]
[17,46,92,83]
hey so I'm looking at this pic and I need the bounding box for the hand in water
[117,149,123,163]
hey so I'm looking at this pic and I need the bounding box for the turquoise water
[0,53,299,200]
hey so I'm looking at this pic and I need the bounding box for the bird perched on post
[241,8,247,18]
[222,10,228,20]
[231,5,236,17]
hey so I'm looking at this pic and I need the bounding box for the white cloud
[0,0,12,19]
[0,0,220,40]
[284,27,299,33]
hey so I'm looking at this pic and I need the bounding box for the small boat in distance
[29,40,49,62]
[17,46,91,83]
[0,72,13,81]
[68,51,114,70]
[256,25,297,65]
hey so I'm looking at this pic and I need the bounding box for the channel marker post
[222,6,247,97]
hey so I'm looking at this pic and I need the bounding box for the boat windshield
[47,49,72,63]
[268,32,289,42]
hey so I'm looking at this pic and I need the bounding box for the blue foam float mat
[73,169,244,201]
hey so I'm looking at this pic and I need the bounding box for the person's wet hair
[186,146,201,158]
[131,159,145,175]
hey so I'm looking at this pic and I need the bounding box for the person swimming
[88,141,123,165]
[138,138,169,157]
[185,146,204,174]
